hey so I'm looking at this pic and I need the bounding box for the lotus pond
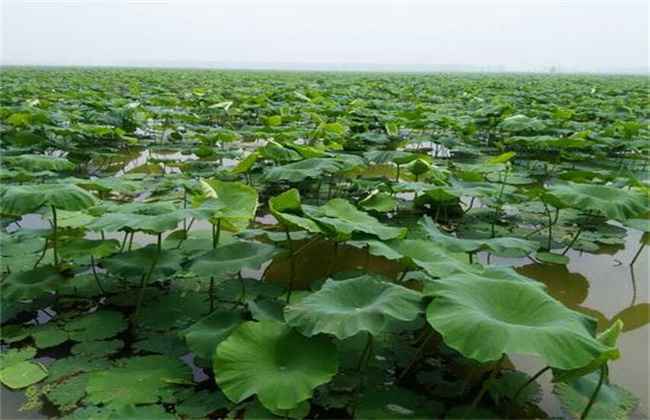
[0,68,648,419]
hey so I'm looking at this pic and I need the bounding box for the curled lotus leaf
[303,198,406,241]
[0,184,96,216]
[425,271,615,370]
[189,241,277,277]
[546,182,648,221]
[284,275,423,339]
[213,320,338,412]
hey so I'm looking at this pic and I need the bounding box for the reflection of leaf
[553,372,639,420]
[612,303,650,333]
[516,263,589,307]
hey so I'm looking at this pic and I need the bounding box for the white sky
[1,0,648,72]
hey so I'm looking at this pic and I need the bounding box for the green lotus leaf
[425,272,614,369]
[189,179,258,232]
[624,218,650,232]
[189,241,277,277]
[71,339,124,357]
[213,320,338,411]
[1,266,63,301]
[284,275,423,339]
[264,158,343,183]
[89,212,183,233]
[536,251,570,265]
[553,372,639,420]
[133,334,187,357]
[0,346,37,369]
[488,370,542,405]
[60,239,121,260]
[86,355,193,406]
[28,323,69,348]
[359,190,397,213]
[418,217,537,256]
[393,239,478,277]
[0,184,96,215]
[355,387,444,419]
[546,182,647,221]
[4,154,75,172]
[63,310,128,342]
[498,114,545,133]
[102,245,183,278]
[44,372,89,410]
[183,309,244,361]
[76,177,142,195]
[303,198,406,241]
[269,189,321,233]
[175,389,232,418]
[0,361,48,389]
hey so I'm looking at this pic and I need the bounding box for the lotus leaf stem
[33,238,49,269]
[212,219,221,250]
[357,332,374,372]
[562,225,584,256]
[90,255,106,294]
[512,365,550,405]
[629,242,645,266]
[581,364,607,420]
[51,205,59,265]
[397,330,434,382]
[470,356,503,409]
[209,276,215,312]
[285,228,295,303]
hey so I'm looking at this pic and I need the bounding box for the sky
[1,0,648,73]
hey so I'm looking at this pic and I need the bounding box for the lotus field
[0,68,648,419]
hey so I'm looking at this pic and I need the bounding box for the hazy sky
[1,0,648,72]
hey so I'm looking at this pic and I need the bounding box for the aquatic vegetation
[0,68,648,419]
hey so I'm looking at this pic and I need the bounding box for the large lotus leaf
[1,266,63,300]
[89,212,182,233]
[359,190,397,213]
[0,346,37,368]
[264,158,343,183]
[393,240,479,277]
[213,320,338,411]
[425,272,614,369]
[189,241,276,277]
[284,275,423,339]
[189,179,258,232]
[0,360,48,389]
[498,114,545,133]
[4,154,75,172]
[0,184,96,215]
[303,199,406,241]
[63,310,128,342]
[268,189,321,233]
[546,182,647,221]
[183,309,244,361]
[76,177,142,195]
[102,245,183,278]
[60,239,121,260]
[86,355,193,406]
[553,372,639,420]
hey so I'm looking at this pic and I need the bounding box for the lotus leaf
[547,182,647,221]
[0,184,96,216]
[189,241,276,277]
[425,272,614,369]
[85,355,193,406]
[303,198,406,241]
[285,275,423,339]
[213,320,338,411]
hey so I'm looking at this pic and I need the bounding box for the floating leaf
[214,320,338,411]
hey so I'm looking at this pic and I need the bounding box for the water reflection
[263,239,403,290]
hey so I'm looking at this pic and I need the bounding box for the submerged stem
[581,364,607,420]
